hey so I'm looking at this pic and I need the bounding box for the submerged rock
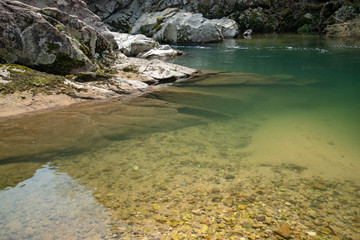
[274,223,291,239]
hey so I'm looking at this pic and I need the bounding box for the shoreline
[0,55,199,120]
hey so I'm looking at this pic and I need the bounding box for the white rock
[113,33,159,57]
[306,231,317,236]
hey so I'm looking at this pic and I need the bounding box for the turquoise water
[1,35,360,239]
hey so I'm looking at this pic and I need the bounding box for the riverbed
[1,34,360,239]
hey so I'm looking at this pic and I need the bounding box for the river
[1,34,360,239]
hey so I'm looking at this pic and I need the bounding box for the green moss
[153,24,162,31]
[46,42,61,54]
[41,9,50,15]
[56,24,65,31]
[34,52,85,75]
[74,72,112,83]
[80,43,93,59]
[140,26,150,35]
[122,65,139,73]
[0,64,78,96]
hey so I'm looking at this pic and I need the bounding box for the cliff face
[85,0,360,35]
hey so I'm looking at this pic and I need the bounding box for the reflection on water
[1,35,360,239]
[0,165,114,239]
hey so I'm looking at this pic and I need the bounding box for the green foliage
[122,65,139,73]
[297,24,311,34]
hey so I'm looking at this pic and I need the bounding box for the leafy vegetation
[298,24,311,34]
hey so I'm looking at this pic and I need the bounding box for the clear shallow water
[1,35,360,239]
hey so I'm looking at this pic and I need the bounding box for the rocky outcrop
[17,0,117,48]
[130,9,238,44]
[0,0,114,75]
[85,0,360,35]
[210,17,239,39]
[324,17,360,37]
[114,33,159,56]
[0,58,199,117]
[153,12,224,44]
[115,53,199,84]
[113,33,180,58]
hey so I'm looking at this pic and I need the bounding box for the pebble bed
[51,120,360,239]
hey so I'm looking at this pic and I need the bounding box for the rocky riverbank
[86,0,360,37]
[0,0,199,119]
[0,52,198,118]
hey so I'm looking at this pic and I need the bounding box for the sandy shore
[0,92,84,119]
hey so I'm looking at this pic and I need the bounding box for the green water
[1,35,360,239]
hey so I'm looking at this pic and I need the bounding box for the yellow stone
[183,213,191,221]
[238,204,247,210]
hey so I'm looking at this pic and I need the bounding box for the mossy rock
[0,64,79,96]
[122,65,139,73]
[33,52,85,75]
[74,71,113,83]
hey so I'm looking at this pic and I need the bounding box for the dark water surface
[1,35,360,239]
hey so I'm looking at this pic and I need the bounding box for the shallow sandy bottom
[44,113,360,239]
[0,92,82,118]
[244,108,360,183]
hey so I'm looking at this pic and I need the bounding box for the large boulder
[17,0,117,49]
[129,8,179,36]
[84,0,360,35]
[113,33,180,59]
[154,12,224,44]
[85,0,254,32]
[131,9,238,44]
[209,17,239,38]
[0,0,114,74]
[234,7,279,33]
[113,33,159,56]
[89,0,143,33]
